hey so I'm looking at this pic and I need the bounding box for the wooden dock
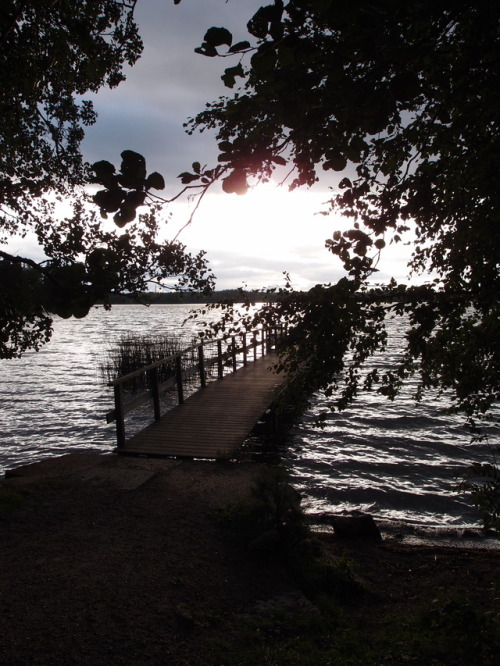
[106,327,288,459]
[119,353,286,459]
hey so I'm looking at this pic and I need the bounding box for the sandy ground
[0,453,498,665]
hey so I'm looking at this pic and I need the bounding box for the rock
[330,514,382,542]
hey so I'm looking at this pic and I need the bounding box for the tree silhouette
[0,0,213,358]
[185,0,499,422]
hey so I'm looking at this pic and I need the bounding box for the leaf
[339,177,352,189]
[177,172,199,184]
[72,300,91,319]
[90,160,117,188]
[221,64,244,88]
[192,162,201,174]
[146,171,165,190]
[57,262,86,286]
[91,160,115,179]
[86,248,108,270]
[247,14,269,38]
[323,152,347,172]
[53,303,73,319]
[194,44,218,57]
[247,5,282,38]
[125,190,146,208]
[251,47,277,75]
[218,141,233,152]
[92,189,125,213]
[204,27,233,48]
[345,137,368,163]
[120,150,146,183]
[228,40,251,53]
[113,202,136,227]
[269,19,284,41]
[222,169,248,195]
[272,155,287,166]
[120,150,145,169]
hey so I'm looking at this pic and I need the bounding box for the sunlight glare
[169,181,348,288]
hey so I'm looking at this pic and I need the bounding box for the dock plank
[120,354,286,459]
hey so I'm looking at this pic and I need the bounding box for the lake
[1,304,498,543]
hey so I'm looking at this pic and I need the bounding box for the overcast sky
[79,0,409,290]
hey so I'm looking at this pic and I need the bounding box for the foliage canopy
[186,0,500,422]
[0,0,213,359]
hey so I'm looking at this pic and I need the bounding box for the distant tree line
[103,289,280,305]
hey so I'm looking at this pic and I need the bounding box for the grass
[214,466,307,547]
[202,587,500,666]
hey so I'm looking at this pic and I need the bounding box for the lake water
[1,304,498,543]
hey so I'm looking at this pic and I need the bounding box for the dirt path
[1,455,301,664]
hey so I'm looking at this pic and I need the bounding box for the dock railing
[106,326,286,448]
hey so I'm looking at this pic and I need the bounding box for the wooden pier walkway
[120,353,286,459]
[106,327,288,459]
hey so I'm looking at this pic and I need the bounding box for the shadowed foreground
[0,454,498,665]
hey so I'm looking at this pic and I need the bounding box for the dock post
[217,340,223,378]
[231,336,237,372]
[242,332,247,366]
[175,355,184,404]
[114,383,126,448]
[198,344,206,388]
[151,367,161,421]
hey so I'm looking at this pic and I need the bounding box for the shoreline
[1,453,498,664]
[2,451,498,550]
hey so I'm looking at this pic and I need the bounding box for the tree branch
[0,248,50,275]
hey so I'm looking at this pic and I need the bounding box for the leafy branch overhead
[195,26,250,88]
[177,161,221,186]
[195,26,251,58]
[92,150,165,227]
[0,1,215,358]
[187,0,499,427]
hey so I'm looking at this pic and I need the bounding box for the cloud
[204,248,343,291]
[82,0,264,184]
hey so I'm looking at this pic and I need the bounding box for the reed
[99,332,195,392]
